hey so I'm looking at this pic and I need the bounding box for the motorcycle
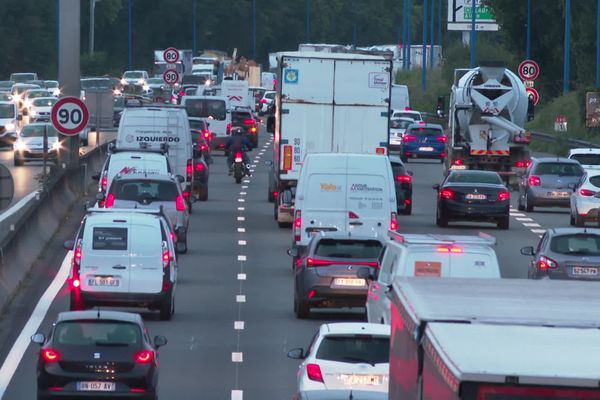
[232,151,248,184]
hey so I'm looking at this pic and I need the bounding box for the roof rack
[387,230,496,246]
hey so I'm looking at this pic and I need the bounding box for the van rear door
[448,249,500,278]
[128,220,163,294]
[345,172,390,235]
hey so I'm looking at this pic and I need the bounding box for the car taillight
[101,174,108,192]
[176,195,186,211]
[528,175,541,186]
[580,188,596,196]
[261,98,267,104]
[516,160,531,168]
[293,210,302,242]
[226,123,231,134]
[403,135,417,142]
[437,246,463,253]
[105,193,115,208]
[453,159,463,166]
[186,159,193,178]
[244,119,254,125]
[436,136,447,143]
[234,152,243,162]
[203,130,211,139]
[307,257,331,267]
[195,162,205,172]
[349,211,360,219]
[395,175,412,183]
[178,91,185,96]
[538,255,558,270]
[440,189,454,200]
[390,212,398,231]
[497,191,510,201]
[306,363,324,382]
[200,144,208,151]
[41,349,60,363]
[307,258,378,267]
[162,242,170,269]
[182,191,190,199]
[134,350,154,364]
[70,239,82,289]
[250,126,257,133]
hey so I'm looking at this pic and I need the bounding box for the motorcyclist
[225,127,252,175]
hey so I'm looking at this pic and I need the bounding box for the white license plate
[77,381,116,391]
[418,146,434,151]
[466,193,487,200]
[340,374,381,386]
[548,191,569,198]
[88,277,120,287]
[450,165,467,170]
[332,278,366,287]
[573,267,599,276]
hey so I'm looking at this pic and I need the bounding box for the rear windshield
[394,112,421,120]
[111,179,179,202]
[409,127,442,136]
[533,162,583,176]
[571,153,600,166]
[186,99,226,120]
[550,234,600,255]
[54,321,141,346]
[189,119,207,130]
[232,112,252,124]
[316,335,389,365]
[315,239,383,259]
[32,98,57,107]
[448,171,503,184]
[93,227,128,250]
[27,90,50,99]
[265,92,275,99]
[390,119,412,129]
[81,79,111,90]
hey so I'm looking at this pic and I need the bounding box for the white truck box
[221,80,250,109]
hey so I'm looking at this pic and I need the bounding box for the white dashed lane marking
[234,321,245,330]
[237,273,247,280]
[516,217,533,221]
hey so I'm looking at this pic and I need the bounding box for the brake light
[436,136,447,143]
[498,191,510,201]
[528,175,541,186]
[453,159,463,166]
[395,175,412,183]
[418,121,425,125]
[306,363,324,382]
[203,130,211,139]
[186,159,193,177]
[403,135,417,142]
[538,255,557,270]
[178,91,185,96]
[516,160,531,168]
[244,119,254,125]
[404,106,411,110]
[293,210,302,242]
[261,98,267,104]
[162,241,170,268]
[440,189,454,200]
[307,258,378,267]
[437,246,463,253]
[101,174,108,192]
[70,239,82,289]
[390,212,398,231]
[175,195,186,211]
[134,350,154,364]
[235,152,243,162]
[182,191,190,199]
[195,162,205,172]
[105,193,115,208]
[200,144,208,151]
[41,349,60,363]
[580,188,596,196]
[226,123,231,134]
[250,126,257,133]
[349,211,360,219]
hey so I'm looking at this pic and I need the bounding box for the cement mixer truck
[446,63,533,187]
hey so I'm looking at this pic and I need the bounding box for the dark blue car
[400,123,446,163]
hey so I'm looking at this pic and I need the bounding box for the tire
[525,192,534,212]
[400,202,412,215]
[69,292,85,311]
[570,212,575,226]
[497,216,510,230]
[268,189,274,202]
[574,211,585,227]
[517,193,525,211]
[13,155,23,166]
[295,298,310,319]
[159,290,174,321]
[176,240,187,254]
[197,185,208,201]
[436,208,448,227]
[278,221,291,228]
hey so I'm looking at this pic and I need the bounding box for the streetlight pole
[306,0,311,42]
[252,0,256,59]
[429,0,435,69]
[470,0,477,68]
[128,0,132,69]
[352,0,357,46]
[526,0,532,59]
[407,0,412,68]
[563,0,571,94]
[89,0,95,55]
[192,0,197,55]
[422,0,428,91]
[402,0,407,69]
[597,0,600,87]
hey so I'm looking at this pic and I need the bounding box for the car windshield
[27,90,50,99]
[148,78,163,85]
[111,179,180,202]
[14,85,38,95]
[11,74,35,83]
[0,104,15,118]
[316,335,389,365]
[114,96,124,107]
[81,79,111,90]
[409,127,442,136]
[265,92,275,99]
[54,321,141,347]
[394,112,421,120]
[185,99,226,120]
[44,81,58,88]
[0,81,14,90]
[448,171,503,184]
[571,154,600,166]
[550,234,600,255]
[390,119,412,129]
[20,125,58,137]
[124,71,143,79]
[32,98,57,107]
[534,162,583,176]
[314,239,383,259]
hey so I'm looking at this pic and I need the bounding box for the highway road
[0,127,575,399]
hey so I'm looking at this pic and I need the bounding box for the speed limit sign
[518,59,540,81]
[163,47,180,64]
[163,69,180,85]
[526,87,540,106]
[51,97,89,136]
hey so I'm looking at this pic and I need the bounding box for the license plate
[450,165,467,170]
[339,374,381,386]
[77,381,116,391]
[572,267,599,276]
[466,193,487,200]
[548,191,569,198]
[88,277,120,287]
[418,146,434,151]
[332,278,366,287]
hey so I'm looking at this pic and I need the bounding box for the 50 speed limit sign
[163,47,180,64]
[518,59,540,81]
[51,97,89,136]
[163,69,180,85]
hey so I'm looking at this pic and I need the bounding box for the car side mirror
[520,246,535,256]
[287,248,298,257]
[31,333,45,345]
[95,192,105,201]
[407,170,414,176]
[63,239,75,250]
[287,348,305,360]
[175,175,185,183]
[188,196,198,204]
[16,115,23,121]
[91,172,101,181]
[432,184,440,190]
[154,335,167,348]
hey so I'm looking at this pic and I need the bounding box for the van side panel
[448,251,501,278]
[421,336,461,400]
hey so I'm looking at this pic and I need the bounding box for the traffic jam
[1,40,600,400]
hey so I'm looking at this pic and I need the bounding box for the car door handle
[112,265,127,270]
[349,221,363,226]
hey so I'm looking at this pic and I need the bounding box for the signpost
[518,59,540,81]
[554,115,568,132]
[586,92,600,128]
[163,47,180,87]
[163,69,180,86]
[447,0,499,31]
[51,97,90,136]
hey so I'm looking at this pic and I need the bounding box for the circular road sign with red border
[518,59,540,81]
[163,69,180,85]
[51,97,89,136]
[526,87,539,106]
[163,47,180,64]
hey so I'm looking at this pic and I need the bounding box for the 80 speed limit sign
[163,47,180,64]
[51,97,89,136]
[163,69,180,85]
[518,59,540,81]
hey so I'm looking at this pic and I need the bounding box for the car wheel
[267,189,274,202]
[187,202,193,214]
[176,240,187,254]
[525,191,534,212]
[400,201,412,215]
[295,298,310,319]
[570,212,575,226]
[497,216,509,230]
[159,290,174,321]
[436,208,448,227]
[197,185,208,201]
[517,193,525,211]
[13,155,23,166]
[574,211,585,227]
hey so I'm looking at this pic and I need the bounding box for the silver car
[102,172,191,253]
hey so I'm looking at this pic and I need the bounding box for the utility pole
[470,0,477,68]
[407,0,412,68]
[306,0,311,42]
[89,0,95,55]
[429,0,435,69]
[193,0,197,55]
[252,0,257,59]
[563,0,571,94]
[526,0,532,60]
[128,0,132,69]
[402,0,407,69]
[422,0,428,91]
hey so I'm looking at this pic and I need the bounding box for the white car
[26,97,57,123]
[44,80,60,96]
[391,108,422,121]
[13,123,61,166]
[570,170,600,226]
[20,89,52,113]
[259,90,276,114]
[0,101,21,146]
[121,70,149,86]
[287,323,390,392]
[568,148,600,171]
[389,117,414,151]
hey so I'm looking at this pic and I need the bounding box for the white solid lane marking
[236,295,246,303]
[237,228,246,233]
[249,169,254,173]
[516,217,533,221]
[240,192,247,196]
[241,186,248,189]
[0,251,72,398]
[237,273,247,280]
[231,390,243,400]
[523,223,541,227]
[237,217,245,222]
[237,255,247,261]
[232,352,243,362]
[234,321,245,330]
[238,240,247,245]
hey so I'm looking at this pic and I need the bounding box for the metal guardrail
[531,131,600,149]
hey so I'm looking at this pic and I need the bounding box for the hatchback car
[259,90,276,114]
[518,158,584,212]
[434,170,510,229]
[13,123,61,166]
[289,232,384,319]
[389,155,413,215]
[32,310,166,400]
[287,323,390,392]
[232,108,258,148]
[26,97,57,123]
[521,228,600,280]
[0,101,20,146]
[388,117,414,152]
[400,123,446,163]
[568,148,600,171]
[391,109,422,121]
[570,170,600,226]
[20,89,52,112]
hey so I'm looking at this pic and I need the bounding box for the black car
[434,170,510,229]
[289,232,384,319]
[390,155,413,215]
[231,108,258,148]
[32,310,166,400]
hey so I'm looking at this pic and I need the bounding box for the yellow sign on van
[320,183,341,192]
[414,261,441,277]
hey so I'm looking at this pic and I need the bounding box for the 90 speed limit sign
[518,59,540,81]
[163,69,180,85]
[51,97,89,136]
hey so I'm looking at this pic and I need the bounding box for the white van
[365,231,500,324]
[293,153,397,252]
[116,106,194,195]
[183,95,231,150]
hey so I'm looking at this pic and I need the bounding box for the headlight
[113,89,121,96]
[142,85,150,91]
[137,79,145,85]
[52,141,61,151]
[120,78,127,85]
[14,141,27,151]
[29,109,36,117]
[52,89,60,96]
[24,100,31,108]
[13,94,21,102]
[5,123,15,131]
